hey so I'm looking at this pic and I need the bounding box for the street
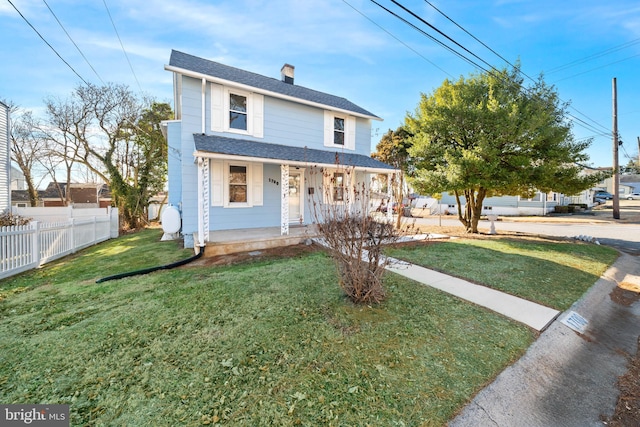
[411,200,640,256]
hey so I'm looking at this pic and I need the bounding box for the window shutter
[211,159,223,206]
[211,84,224,132]
[252,163,263,206]
[346,116,356,150]
[323,110,333,147]
[253,93,264,138]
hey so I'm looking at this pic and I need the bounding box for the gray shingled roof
[169,50,380,119]
[193,134,395,171]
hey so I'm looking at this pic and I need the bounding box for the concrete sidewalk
[387,259,560,331]
[448,252,640,427]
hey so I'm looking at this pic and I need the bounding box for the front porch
[194,225,318,257]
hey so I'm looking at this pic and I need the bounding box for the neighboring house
[10,189,43,207]
[36,182,111,208]
[0,101,9,212]
[10,166,26,190]
[437,191,561,216]
[163,50,395,248]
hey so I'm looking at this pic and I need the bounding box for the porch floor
[196,225,318,257]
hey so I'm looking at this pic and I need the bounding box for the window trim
[332,172,345,202]
[324,111,355,150]
[333,117,345,146]
[224,89,251,135]
[224,161,252,208]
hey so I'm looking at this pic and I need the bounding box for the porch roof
[193,134,396,173]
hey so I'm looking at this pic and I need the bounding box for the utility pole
[637,136,640,168]
[612,78,620,219]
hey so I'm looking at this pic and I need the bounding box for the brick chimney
[281,64,295,84]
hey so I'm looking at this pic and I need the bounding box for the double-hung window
[324,111,355,149]
[211,84,264,137]
[229,165,248,203]
[229,93,248,131]
[333,117,345,146]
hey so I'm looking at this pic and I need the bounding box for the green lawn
[0,229,538,426]
[386,237,619,310]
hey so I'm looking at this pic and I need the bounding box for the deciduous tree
[44,84,172,229]
[406,67,607,233]
[372,127,413,228]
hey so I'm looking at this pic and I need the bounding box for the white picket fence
[1,208,119,280]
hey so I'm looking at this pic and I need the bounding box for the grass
[386,237,619,310]
[0,229,537,426]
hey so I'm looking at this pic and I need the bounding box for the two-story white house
[163,51,395,249]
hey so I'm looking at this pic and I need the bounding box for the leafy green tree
[406,67,607,233]
[372,127,413,228]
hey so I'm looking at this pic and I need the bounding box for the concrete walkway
[448,252,640,427]
[386,259,561,331]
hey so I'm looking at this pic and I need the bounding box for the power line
[369,1,613,139]
[546,37,640,75]
[102,0,142,92]
[388,0,496,72]
[418,0,612,137]
[552,53,640,84]
[42,0,104,84]
[342,0,453,78]
[369,0,490,72]
[7,0,89,86]
[421,0,530,79]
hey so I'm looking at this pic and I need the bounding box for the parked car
[594,191,613,200]
[626,193,640,200]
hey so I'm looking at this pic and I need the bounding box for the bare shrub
[0,210,31,227]
[308,166,414,305]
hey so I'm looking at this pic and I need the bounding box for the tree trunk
[454,190,471,230]
[456,188,487,233]
[395,171,404,229]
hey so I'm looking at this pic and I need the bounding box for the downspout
[201,78,206,134]
[95,246,205,283]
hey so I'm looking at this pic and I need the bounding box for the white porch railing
[1,209,118,280]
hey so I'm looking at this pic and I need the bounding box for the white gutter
[165,64,383,122]
[193,150,398,175]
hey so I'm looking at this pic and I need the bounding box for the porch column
[281,164,289,235]
[197,157,210,246]
[387,173,393,222]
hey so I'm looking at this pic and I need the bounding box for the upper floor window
[333,117,345,145]
[324,111,355,150]
[229,93,248,131]
[211,84,264,138]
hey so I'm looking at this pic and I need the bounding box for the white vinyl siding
[0,103,9,211]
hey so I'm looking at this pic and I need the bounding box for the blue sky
[2,0,639,169]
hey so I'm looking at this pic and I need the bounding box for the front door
[288,171,303,223]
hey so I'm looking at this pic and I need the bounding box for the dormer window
[229,93,248,131]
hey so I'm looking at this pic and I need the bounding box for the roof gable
[168,50,380,119]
